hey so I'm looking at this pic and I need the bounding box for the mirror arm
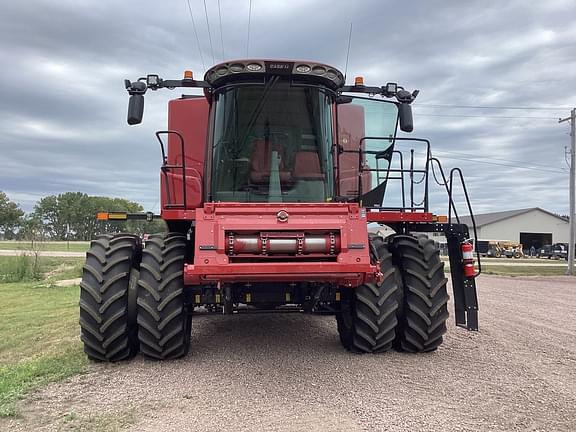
[340,84,419,105]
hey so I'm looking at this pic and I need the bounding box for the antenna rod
[218,0,225,60]
[247,0,253,57]
[344,22,353,81]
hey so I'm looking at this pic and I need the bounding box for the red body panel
[159,93,429,289]
[161,98,209,213]
[337,103,371,197]
[183,203,378,287]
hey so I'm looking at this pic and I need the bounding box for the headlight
[246,63,263,71]
[296,64,311,73]
[229,63,245,72]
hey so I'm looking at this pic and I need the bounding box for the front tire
[336,235,400,353]
[79,234,141,362]
[137,232,191,360]
[391,235,449,353]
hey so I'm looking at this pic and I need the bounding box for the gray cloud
[1,0,575,216]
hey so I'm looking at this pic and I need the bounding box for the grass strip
[0,347,87,417]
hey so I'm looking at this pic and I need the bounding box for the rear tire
[79,234,141,362]
[391,234,449,353]
[336,235,400,353]
[137,232,191,360]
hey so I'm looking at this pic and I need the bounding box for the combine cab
[80,60,480,361]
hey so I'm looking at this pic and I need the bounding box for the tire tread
[391,234,449,353]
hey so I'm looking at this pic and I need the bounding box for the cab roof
[204,59,345,90]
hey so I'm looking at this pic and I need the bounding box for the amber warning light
[96,212,127,221]
[184,70,193,79]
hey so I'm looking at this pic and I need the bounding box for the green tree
[0,191,24,239]
[33,192,165,240]
[17,213,45,241]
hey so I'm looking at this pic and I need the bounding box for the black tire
[79,234,141,362]
[137,232,191,360]
[336,235,400,353]
[391,234,449,353]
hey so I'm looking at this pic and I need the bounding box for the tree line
[0,191,165,241]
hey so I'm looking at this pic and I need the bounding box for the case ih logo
[265,62,294,74]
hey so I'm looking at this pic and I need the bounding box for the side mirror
[398,103,413,132]
[127,94,144,125]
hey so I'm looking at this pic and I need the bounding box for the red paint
[185,202,375,287]
[156,86,438,289]
[160,97,208,213]
[337,103,370,198]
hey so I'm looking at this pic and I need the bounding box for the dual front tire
[80,232,190,362]
[80,231,449,360]
[336,234,449,354]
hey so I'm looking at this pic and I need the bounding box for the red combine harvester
[80,59,480,361]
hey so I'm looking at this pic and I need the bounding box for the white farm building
[460,207,570,250]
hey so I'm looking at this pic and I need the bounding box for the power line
[203,0,215,65]
[185,0,205,71]
[417,104,572,111]
[217,0,225,60]
[246,0,252,57]
[436,154,568,174]
[417,113,558,120]
[433,149,567,170]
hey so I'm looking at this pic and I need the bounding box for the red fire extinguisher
[462,241,476,278]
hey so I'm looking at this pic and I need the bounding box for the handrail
[155,130,187,209]
[341,136,430,210]
[448,167,482,277]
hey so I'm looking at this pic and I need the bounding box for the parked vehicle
[538,243,569,260]
[477,240,523,258]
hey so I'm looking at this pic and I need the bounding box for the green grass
[61,408,136,431]
[0,241,89,253]
[0,256,83,283]
[479,265,570,276]
[0,256,87,417]
[444,263,570,276]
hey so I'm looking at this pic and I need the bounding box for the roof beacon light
[354,76,364,86]
[184,70,194,79]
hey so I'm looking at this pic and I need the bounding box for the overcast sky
[1,0,575,216]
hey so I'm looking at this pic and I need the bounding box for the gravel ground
[2,274,575,432]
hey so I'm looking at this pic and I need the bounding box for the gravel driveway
[2,275,575,432]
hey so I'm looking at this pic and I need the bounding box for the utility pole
[559,108,575,276]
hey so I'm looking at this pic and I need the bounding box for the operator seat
[249,139,292,183]
[293,151,325,179]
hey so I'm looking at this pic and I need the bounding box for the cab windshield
[210,80,334,203]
